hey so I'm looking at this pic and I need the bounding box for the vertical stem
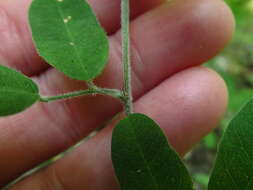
[121,0,133,115]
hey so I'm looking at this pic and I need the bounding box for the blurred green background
[186,0,253,189]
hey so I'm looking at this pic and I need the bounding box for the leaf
[0,65,39,116]
[111,113,194,190]
[29,0,109,81]
[208,99,253,190]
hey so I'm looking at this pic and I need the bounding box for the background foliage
[187,0,253,189]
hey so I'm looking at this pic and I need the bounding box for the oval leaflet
[29,0,109,81]
[0,65,39,116]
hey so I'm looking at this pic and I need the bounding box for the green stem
[121,0,133,115]
[40,88,124,102]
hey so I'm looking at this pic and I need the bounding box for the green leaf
[0,65,39,116]
[29,0,109,81]
[208,99,253,190]
[111,113,194,190]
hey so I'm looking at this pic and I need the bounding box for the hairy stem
[121,0,133,115]
[40,88,124,102]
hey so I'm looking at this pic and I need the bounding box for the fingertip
[171,0,235,64]
[191,0,235,60]
[135,66,228,155]
[122,0,235,91]
[170,67,228,155]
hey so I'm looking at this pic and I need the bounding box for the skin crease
[0,0,234,189]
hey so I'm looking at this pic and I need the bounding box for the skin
[0,0,234,189]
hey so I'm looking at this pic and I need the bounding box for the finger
[34,0,234,131]
[0,0,234,185]
[0,0,164,75]
[10,67,228,190]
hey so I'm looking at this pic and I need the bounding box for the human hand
[0,0,234,189]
